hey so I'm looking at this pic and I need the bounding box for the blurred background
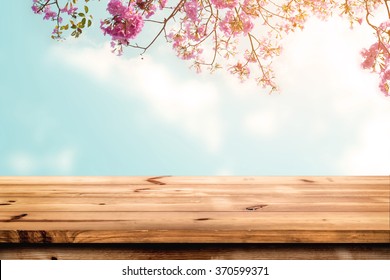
[0,2,389,175]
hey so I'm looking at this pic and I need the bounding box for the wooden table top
[0,176,389,243]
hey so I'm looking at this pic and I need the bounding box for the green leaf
[84,6,89,13]
[88,20,92,27]
[78,13,85,17]
[81,18,86,25]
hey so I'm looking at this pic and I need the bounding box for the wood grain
[0,176,389,244]
[0,176,387,185]
[1,244,389,260]
[1,197,387,212]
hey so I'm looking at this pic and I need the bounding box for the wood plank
[0,186,388,203]
[0,229,388,243]
[1,194,386,204]
[0,183,389,190]
[0,197,387,212]
[0,176,388,185]
[0,176,388,245]
[0,212,387,230]
[1,244,389,260]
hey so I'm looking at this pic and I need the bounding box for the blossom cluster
[361,20,390,96]
[165,0,389,92]
[101,0,144,55]
[32,0,390,96]
[31,0,92,39]
[100,0,168,55]
[32,0,63,22]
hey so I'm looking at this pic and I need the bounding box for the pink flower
[60,4,78,15]
[379,69,390,96]
[43,6,57,21]
[107,0,127,15]
[184,0,198,22]
[229,61,250,81]
[101,13,144,41]
[244,50,257,63]
[219,10,254,37]
[168,32,203,60]
[136,0,156,19]
[379,20,390,31]
[159,0,167,9]
[185,22,206,41]
[32,5,40,14]
[361,43,379,70]
[101,0,145,52]
[211,0,239,9]
[240,12,254,34]
[52,26,59,34]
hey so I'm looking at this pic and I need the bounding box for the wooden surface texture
[0,176,389,244]
[1,244,389,260]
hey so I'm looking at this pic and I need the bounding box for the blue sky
[0,2,389,175]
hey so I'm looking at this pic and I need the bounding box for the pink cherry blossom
[107,0,126,15]
[184,0,198,22]
[219,10,254,37]
[32,5,40,14]
[136,0,157,18]
[31,0,390,96]
[211,0,239,9]
[43,6,57,21]
[159,0,167,9]
[169,31,202,60]
[379,69,390,96]
[185,23,206,41]
[101,0,145,52]
[230,61,250,81]
[60,3,78,15]
[361,43,379,70]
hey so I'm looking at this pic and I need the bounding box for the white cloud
[48,17,390,174]
[273,17,377,97]
[8,149,76,174]
[274,18,390,174]
[8,153,36,174]
[47,149,75,173]
[50,43,222,153]
[215,168,234,176]
[218,17,390,174]
[339,100,390,175]
[243,110,279,138]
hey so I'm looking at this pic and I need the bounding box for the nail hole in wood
[7,213,28,222]
[134,188,151,192]
[301,179,315,183]
[246,205,268,211]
